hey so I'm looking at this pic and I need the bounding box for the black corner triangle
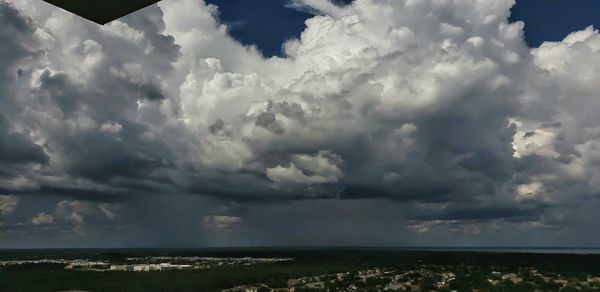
[42,0,162,25]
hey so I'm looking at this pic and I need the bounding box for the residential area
[224,266,600,291]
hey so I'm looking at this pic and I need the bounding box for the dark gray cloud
[0,121,49,165]
[0,4,48,167]
[329,0,354,6]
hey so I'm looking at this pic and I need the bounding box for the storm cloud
[1,0,600,247]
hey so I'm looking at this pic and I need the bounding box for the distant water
[406,247,600,255]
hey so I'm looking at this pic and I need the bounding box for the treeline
[2,249,600,291]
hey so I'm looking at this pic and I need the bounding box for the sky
[206,0,600,57]
[2,0,600,248]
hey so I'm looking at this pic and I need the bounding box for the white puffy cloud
[99,121,123,134]
[55,200,87,226]
[512,124,560,159]
[515,181,545,203]
[267,151,343,185]
[98,203,120,220]
[510,25,600,212]
[30,212,55,226]
[203,215,242,231]
[37,200,121,236]
[0,195,18,215]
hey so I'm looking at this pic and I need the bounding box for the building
[110,265,133,271]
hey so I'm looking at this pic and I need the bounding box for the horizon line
[2,246,600,251]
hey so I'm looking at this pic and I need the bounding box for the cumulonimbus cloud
[1,0,600,238]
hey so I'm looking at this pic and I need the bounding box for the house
[554,279,569,286]
[589,277,600,283]
[385,282,408,290]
